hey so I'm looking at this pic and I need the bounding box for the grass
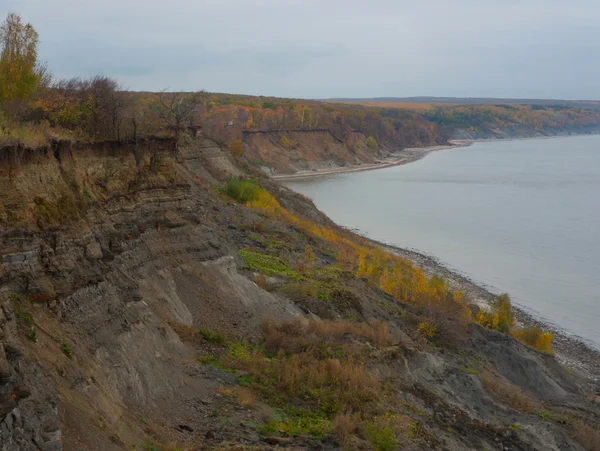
[205,320,388,442]
[240,250,303,281]
[61,342,73,359]
[574,422,600,450]
[0,120,74,148]
[480,371,535,413]
[198,328,224,343]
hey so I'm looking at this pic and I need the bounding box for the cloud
[1,0,599,98]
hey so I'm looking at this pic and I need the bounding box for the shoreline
[276,132,600,386]
[273,131,600,182]
[371,240,600,386]
[271,141,472,182]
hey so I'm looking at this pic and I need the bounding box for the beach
[271,141,472,181]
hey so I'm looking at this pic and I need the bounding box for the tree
[366,136,378,150]
[0,13,45,104]
[494,293,514,333]
[158,90,206,142]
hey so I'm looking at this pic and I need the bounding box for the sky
[2,0,599,99]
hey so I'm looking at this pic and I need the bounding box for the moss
[240,250,303,280]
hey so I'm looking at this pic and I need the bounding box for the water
[284,135,600,348]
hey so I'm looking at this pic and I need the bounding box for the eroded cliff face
[0,136,597,451]
[0,137,302,450]
[242,130,388,174]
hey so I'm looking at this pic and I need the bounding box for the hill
[0,134,598,450]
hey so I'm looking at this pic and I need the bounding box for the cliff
[0,135,598,451]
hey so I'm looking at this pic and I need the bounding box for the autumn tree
[158,90,206,142]
[0,13,48,105]
[493,293,514,333]
[29,75,127,139]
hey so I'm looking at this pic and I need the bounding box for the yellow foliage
[511,327,553,354]
[246,190,285,217]
[379,269,392,293]
[476,310,499,330]
[241,182,472,342]
[229,138,244,157]
[417,321,437,339]
[303,246,315,267]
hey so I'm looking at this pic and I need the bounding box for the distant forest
[2,12,600,151]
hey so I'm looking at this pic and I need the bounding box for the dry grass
[263,318,389,356]
[224,340,381,414]
[574,422,600,450]
[216,386,258,408]
[216,386,236,397]
[236,388,258,408]
[333,412,359,446]
[480,371,536,413]
[0,121,73,148]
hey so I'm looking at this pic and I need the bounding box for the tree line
[2,12,600,151]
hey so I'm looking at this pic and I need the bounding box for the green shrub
[366,422,397,451]
[61,342,73,358]
[220,178,262,203]
[198,328,224,343]
[26,328,37,342]
[366,136,378,150]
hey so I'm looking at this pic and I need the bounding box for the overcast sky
[2,0,599,99]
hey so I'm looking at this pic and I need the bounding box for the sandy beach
[271,141,472,181]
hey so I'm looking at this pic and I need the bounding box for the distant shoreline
[273,132,600,182]
[271,142,471,182]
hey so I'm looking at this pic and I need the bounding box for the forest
[3,12,600,155]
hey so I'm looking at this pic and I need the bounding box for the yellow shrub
[511,327,553,354]
[417,321,437,339]
[476,310,499,330]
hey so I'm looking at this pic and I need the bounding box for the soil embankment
[0,134,598,450]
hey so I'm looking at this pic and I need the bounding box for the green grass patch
[259,414,333,439]
[220,178,262,203]
[198,328,224,343]
[240,250,302,280]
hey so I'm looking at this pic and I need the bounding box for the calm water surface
[285,135,600,348]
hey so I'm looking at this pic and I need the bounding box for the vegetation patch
[198,328,224,344]
[480,371,535,413]
[220,178,262,204]
[240,250,302,280]
[200,320,393,443]
[511,326,553,354]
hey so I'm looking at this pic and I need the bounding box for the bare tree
[157,90,205,143]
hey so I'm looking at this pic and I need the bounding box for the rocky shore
[375,240,600,388]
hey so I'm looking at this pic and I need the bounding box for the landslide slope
[0,135,598,451]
